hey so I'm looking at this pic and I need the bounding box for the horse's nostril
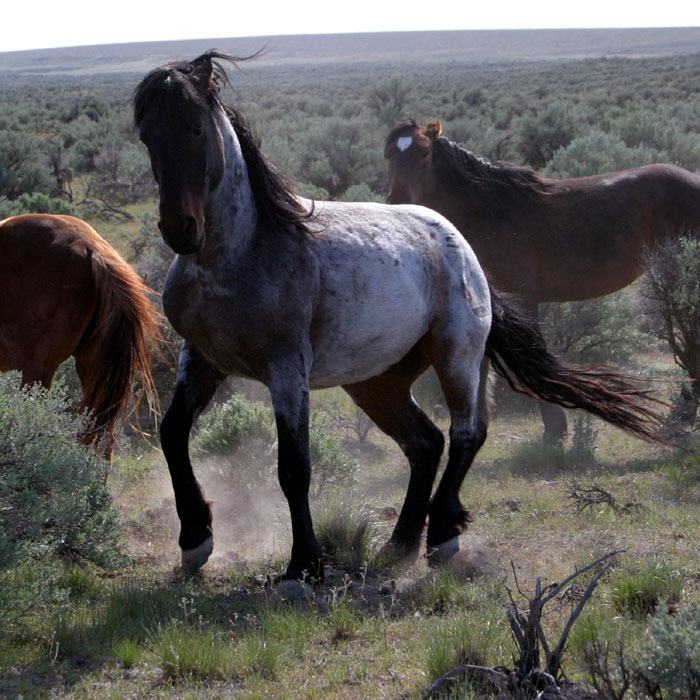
[183,216,198,242]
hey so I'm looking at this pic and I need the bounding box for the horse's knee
[405,419,444,474]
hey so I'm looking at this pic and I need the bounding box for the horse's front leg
[161,342,224,571]
[268,365,323,582]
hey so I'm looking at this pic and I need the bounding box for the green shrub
[641,235,700,426]
[540,287,654,366]
[0,372,126,631]
[543,130,666,178]
[193,394,276,484]
[340,182,383,202]
[193,394,358,497]
[614,111,700,172]
[518,102,577,169]
[309,416,359,497]
[569,415,599,463]
[193,394,275,458]
[0,191,78,218]
[634,607,700,699]
[507,438,568,476]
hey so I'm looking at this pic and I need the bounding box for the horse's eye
[193,124,204,136]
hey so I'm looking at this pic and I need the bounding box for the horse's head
[134,54,227,255]
[384,120,442,205]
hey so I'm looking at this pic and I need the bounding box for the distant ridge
[1,28,699,74]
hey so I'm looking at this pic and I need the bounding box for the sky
[4,0,700,53]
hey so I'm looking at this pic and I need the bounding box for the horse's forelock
[133,66,201,127]
[133,52,238,126]
[385,119,418,150]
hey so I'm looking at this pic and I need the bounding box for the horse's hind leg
[344,359,445,560]
[160,342,225,571]
[427,354,490,563]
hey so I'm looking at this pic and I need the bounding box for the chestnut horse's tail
[484,287,665,443]
[77,237,162,454]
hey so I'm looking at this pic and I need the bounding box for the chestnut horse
[133,51,662,582]
[385,119,700,439]
[0,214,161,456]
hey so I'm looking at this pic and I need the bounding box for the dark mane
[133,50,314,235]
[433,138,548,195]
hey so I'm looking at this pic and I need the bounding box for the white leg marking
[181,535,214,571]
[427,535,460,564]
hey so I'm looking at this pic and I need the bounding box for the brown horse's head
[384,120,442,205]
[134,54,226,255]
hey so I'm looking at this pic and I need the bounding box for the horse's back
[0,215,98,382]
[305,201,491,387]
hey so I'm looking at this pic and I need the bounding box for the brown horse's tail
[77,238,162,455]
[484,287,665,443]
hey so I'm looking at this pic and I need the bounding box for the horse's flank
[0,214,161,454]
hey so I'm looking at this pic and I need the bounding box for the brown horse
[0,214,161,456]
[385,119,700,438]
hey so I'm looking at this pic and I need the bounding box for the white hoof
[427,535,460,564]
[181,536,214,571]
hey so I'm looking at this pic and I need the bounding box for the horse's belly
[309,334,425,388]
[308,293,431,388]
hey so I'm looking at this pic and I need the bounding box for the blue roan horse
[133,52,661,581]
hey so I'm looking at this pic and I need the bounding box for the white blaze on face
[397,136,413,152]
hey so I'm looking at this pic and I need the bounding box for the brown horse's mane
[433,137,548,195]
[133,50,314,235]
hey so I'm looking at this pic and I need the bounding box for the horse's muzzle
[158,216,204,255]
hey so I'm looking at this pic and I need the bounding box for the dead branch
[421,551,624,699]
[565,481,641,515]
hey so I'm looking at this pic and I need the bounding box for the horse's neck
[203,115,258,260]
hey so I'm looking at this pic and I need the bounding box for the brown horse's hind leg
[344,357,445,561]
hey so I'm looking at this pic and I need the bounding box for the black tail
[484,287,665,443]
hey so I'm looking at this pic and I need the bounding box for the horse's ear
[426,121,443,140]
[191,56,215,96]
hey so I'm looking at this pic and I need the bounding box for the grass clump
[609,562,684,618]
[152,622,237,680]
[425,605,511,695]
[407,571,497,615]
[236,634,282,679]
[314,501,377,571]
[112,637,143,669]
